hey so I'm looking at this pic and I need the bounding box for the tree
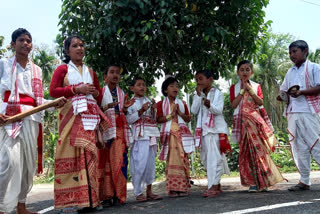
[32,49,58,85]
[57,0,271,87]
[309,49,320,64]
[251,32,294,131]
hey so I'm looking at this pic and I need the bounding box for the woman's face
[166,81,179,98]
[237,63,253,82]
[67,38,85,62]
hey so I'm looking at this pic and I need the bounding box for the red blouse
[49,64,102,103]
[229,84,263,103]
[156,99,190,119]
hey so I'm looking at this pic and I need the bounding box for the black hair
[11,28,32,43]
[130,76,145,86]
[237,60,253,71]
[161,77,179,97]
[63,35,83,64]
[289,40,309,57]
[104,64,121,75]
[196,70,214,79]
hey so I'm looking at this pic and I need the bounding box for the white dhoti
[130,140,157,196]
[201,133,230,189]
[288,113,320,186]
[0,120,39,213]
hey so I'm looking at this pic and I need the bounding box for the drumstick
[0,97,65,127]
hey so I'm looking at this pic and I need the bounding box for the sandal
[288,183,310,191]
[168,191,179,198]
[60,207,78,214]
[147,193,163,200]
[136,194,148,202]
[203,190,220,198]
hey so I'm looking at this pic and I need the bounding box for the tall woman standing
[49,35,102,213]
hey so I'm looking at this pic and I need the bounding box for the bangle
[166,114,172,121]
[71,86,76,95]
[249,88,255,95]
[239,89,245,95]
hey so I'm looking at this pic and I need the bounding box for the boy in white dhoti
[278,40,320,191]
[191,70,231,197]
[126,77,162,202]
[0,28,64,214]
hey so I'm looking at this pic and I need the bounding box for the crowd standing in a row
[0,28,319,214]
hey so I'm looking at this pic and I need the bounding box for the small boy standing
[279,40,320,191]
[126,77,162,202]
[97,65,134,206]
[191,70,230,197]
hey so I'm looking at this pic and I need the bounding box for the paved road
[24,172,320,214]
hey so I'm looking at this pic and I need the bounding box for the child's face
[289,47,307,66]
[237,63,253,82]
[11,34,32,57]
[195,73,212,91]
[68,38,85,62]
[131,79,146,97]
[166,81,179,98]
[105,66,121,84]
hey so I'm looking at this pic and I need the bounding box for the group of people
[0,28,319,214]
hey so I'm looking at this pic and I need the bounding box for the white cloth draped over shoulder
[67,61,100,131]
[158,97,194,160]
[280,60,320,116]
[126,97,160,144]
[0,57,44,139]
[191,88,228,148]
[101,85,133,145]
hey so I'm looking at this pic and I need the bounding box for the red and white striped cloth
[67,61,100,130]
[158,97,194,161]
[194,88,216,148]
[101,85,133,146]
[304,60,320,114]
[4,57,43,139]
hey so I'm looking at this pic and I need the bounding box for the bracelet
[71,86,76,95]
[166,114,172,121]
[248,88,255,95]
[239,89,245,95]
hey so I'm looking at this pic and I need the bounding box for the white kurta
[127,97,159,196]
[281,61,320,185]
[0,58,42,212]
[191,88,230,189]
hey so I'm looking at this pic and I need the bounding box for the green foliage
[227,143,240,172]
[32,49,58,85]
[252,32,294,132]
[190,151,206,178]
[57,0,271,88]
[309,49,320,64]
[155,156,166,180]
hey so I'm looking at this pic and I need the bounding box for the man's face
[11,34,32,56]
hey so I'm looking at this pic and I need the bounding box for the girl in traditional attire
[49,35,103,212]
[156,76,194,197]
[230,60,284,192]
[97,65,134,206]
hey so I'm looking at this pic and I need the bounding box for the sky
[0,0,319,49]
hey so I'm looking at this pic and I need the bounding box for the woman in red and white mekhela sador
[49,35,102,211]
